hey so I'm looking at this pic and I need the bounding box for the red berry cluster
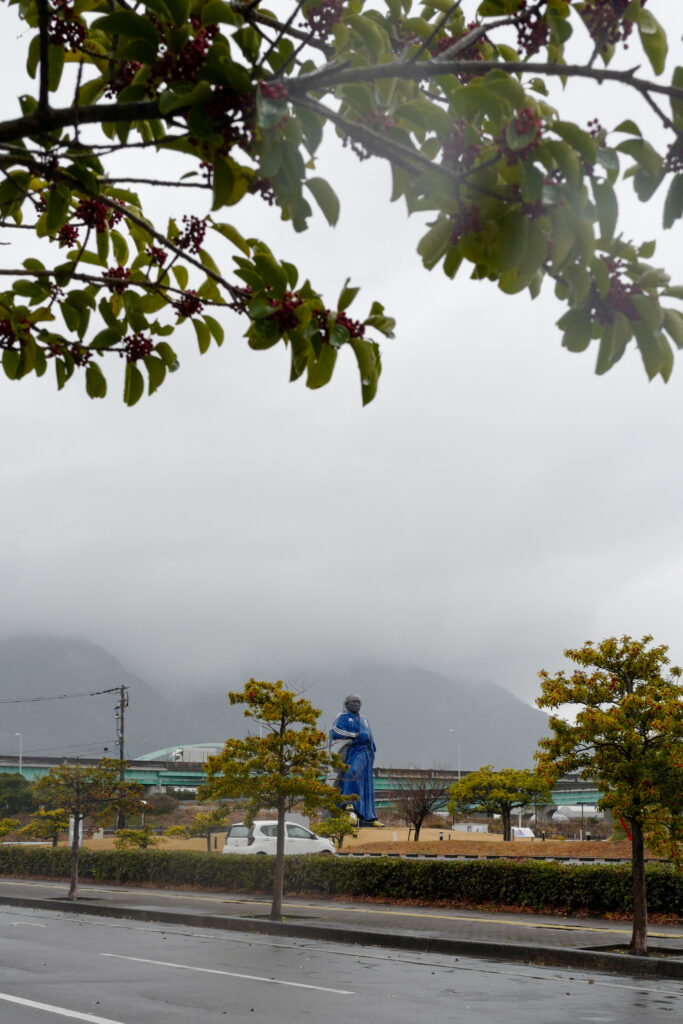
[441,119,482,172]
[146,245,168,267]
[74,198,124,234]
[105,267,130,294]
[587,117,605,139]
[251,178,276,206]
[303,0,344,39]
[123,333,154,362]
[316,308,365,342]
[431,23,486,82]
[448,204,481,245]
[268,291,303,332]
[259,82,288,102]
[104,61,141,99]
[588,256,641,324]
[0,319,15,346]
[69,344,91,366]
[665,135,683,174]
[152,21,217,85]
[515,2,549,58]
[47,0,85,50]
[173,290,204,319]
[581,0,645,53]
[174,215,206,255]
[58,224,79,247]
[206,88,255,155]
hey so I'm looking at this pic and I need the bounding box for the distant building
[138,744,224,764]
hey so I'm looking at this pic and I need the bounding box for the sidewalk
[1,876,683,979]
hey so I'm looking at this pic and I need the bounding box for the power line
[0,687,121,705]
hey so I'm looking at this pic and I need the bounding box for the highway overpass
[0,755,602,807]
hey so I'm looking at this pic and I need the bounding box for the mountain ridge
[0,637,548,768]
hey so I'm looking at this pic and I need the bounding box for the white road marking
[0,993,126,1023]
[101,953,354,994]
[10,920,47,927]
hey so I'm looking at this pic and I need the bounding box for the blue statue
[328,694,379,826]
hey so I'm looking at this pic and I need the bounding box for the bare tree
[392,767,452,841]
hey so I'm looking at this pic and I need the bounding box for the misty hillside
[0,636,217,759]
[176,664,550,769]
[0,638,548,767]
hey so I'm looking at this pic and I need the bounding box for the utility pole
[116,685,129,829]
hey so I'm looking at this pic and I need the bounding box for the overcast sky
[1,4,682,709]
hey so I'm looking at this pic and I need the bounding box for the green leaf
[671,67,683,131]
[47,45,64,93]
[211,221,250,256]
[144,354,167,394]
[616,138,662,179]
[173,265,189,290]
[637,9,667,75]
[45,187,71,234]
[123,362,145,406]
[2,348,21,380]
[417,218,451,270]
[663,175,683,230]
[350,338,381,406]
[155,341,179,369]
[592,179,618,242]
[248,317,280,349]
[111,230,129,266]
[551,122,597,165]
[306,342,337,390]
[305,178,340,227]
[193,319,211,354]
[338,278,360,312]
[85,362,107,399]
[614,120,641,136]
[94,12,161,47]
[663,309,683,349]
[203,314,224,346]
[96,227,110,264]
[212,154,235,211]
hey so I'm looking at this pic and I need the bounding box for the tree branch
[288,58,683,106]
[36,0,50,116]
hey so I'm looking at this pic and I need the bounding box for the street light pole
[448,729,461,782]
[14,732,22,776]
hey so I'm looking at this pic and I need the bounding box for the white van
[222,821,335,855]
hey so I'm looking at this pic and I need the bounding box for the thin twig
[409,1,463,64]
[255,0,306,73]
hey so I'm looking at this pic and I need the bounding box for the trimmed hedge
[0,846,681,917]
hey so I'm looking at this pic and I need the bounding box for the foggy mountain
[0,637,549,768]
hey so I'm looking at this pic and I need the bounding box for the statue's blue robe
[330,712,377,824]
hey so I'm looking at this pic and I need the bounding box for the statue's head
[344,694,362,714]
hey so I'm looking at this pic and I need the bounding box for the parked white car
[222,821,335,855]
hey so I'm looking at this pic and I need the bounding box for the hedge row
[1,847,682,916]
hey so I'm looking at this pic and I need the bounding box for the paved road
[2,877,683,953]
[1,904,682,1024]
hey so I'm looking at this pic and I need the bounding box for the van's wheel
[256,851,267,855]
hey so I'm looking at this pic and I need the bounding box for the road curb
[1,893,682,979]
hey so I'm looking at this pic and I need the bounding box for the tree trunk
[68,816,81,901]
[414,822,421,841]
[502,809,511,842]
[271,798,286,921]
[51,835,58,848]
[206,831,211,853]
[630,819,648,955]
